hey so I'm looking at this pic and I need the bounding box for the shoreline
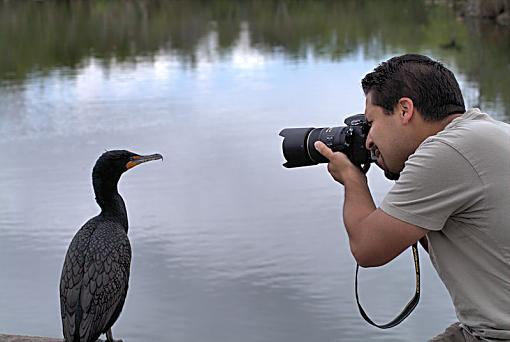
[0,335,61,342]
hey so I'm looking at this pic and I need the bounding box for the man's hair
[361,54,465,121]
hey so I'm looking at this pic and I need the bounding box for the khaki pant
[429,322,482,342]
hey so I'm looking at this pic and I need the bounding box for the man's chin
[376,160,401,180]
[384,170,400,181]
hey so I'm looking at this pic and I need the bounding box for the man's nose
[365,133,374,151]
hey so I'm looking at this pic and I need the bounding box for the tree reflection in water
[0,0,508,119]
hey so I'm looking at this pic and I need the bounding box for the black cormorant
[59,150,162,342]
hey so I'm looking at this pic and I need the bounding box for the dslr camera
[279,114,375,171]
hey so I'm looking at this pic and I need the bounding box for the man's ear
[398,97,414,125]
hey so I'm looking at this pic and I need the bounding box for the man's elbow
[351,245,389,268]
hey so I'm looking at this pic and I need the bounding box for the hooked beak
[126,153,163,170]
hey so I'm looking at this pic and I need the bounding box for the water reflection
[1,1,508,341]
[1,0,510,119]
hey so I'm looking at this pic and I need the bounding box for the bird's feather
[60,218,131,342]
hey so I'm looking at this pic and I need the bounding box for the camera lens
[279,127,315,168]
[279,114,373,169]
[279,126,344,168]
[307,127,343,164]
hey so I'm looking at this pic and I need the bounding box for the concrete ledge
[0,335,62,342]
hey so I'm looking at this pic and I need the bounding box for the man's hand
[314,141,365,185]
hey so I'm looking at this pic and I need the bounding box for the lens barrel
[279,126,345,168]
[279,114,373,169]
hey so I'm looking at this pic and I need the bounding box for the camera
[279,114,375,170]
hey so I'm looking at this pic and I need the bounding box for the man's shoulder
[432,108,509,146]
[418,109,509,170]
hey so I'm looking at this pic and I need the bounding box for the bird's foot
[106,328,123,342]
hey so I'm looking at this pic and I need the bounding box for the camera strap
[354,243,420,329]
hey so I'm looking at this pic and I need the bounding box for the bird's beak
[126,153,163,170]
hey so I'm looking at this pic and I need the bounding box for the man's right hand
[314,141,366,186]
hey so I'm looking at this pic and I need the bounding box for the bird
[59,150,163,342]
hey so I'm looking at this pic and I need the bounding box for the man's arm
[315,141,428,267]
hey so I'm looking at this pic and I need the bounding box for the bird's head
[92,150,163,183]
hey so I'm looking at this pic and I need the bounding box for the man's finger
[314,141,336,160]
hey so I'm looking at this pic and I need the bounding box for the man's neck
[413,113,463,149]
[431,113,462,134]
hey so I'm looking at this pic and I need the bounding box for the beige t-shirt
[380,108,510,340]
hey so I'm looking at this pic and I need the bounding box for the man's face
[364,93,409,180]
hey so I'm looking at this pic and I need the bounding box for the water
[1,1,509,341]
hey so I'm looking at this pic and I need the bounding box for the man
[314,54,510,341]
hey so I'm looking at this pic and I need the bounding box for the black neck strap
[355,243,420,329]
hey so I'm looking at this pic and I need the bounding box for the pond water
[1,1,509,341]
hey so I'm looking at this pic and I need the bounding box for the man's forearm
[342,171,376,254]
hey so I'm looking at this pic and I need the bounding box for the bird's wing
[78,221,132,342]
[60,219,97,342]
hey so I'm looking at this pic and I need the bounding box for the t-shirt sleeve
[380,140,485,231]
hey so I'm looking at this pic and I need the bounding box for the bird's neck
[93,178,129,232]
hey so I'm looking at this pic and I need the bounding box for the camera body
[279,114,374,169]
